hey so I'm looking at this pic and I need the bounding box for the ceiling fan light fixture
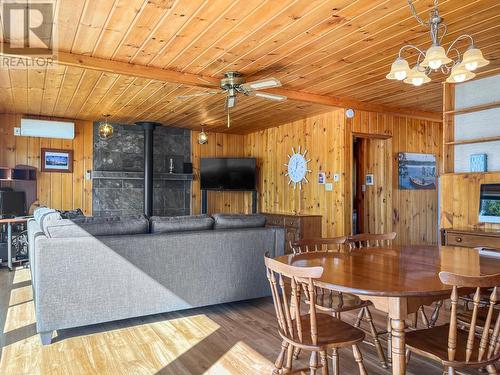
[98,114,114,140]
[226,95,236,108]
[386,57,410,81]
[462,47,489,71]
[446,63,475,83]
[254,92,287,101]
[421,45,452,70]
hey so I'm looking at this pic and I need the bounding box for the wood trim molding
[0,48,442,122]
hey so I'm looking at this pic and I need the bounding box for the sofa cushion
[212,214,266,230]
[33,207,62,231]
[150,215,214,234]
[45,215,149,238]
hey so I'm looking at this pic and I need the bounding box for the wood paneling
[1,0,499,132]
[191,131,252,214]
[0,114,93,215]
[245,109,442,245]
[440,172,500,231]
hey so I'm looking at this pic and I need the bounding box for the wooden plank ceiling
[0,0,499,133]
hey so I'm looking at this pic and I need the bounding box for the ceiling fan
[176,72,287,127]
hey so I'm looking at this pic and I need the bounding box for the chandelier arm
[438,23,447,45]
[446,34,474,55]
[398,44,426,59]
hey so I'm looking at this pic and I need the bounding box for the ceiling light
[254,92,287,101]
[98,114,114,140]
[198,127,208,144]
[386,57,410,81]
[446,63,476,83]
[388,1,489,86]
[404,66,431,86]
[462,47,489,71]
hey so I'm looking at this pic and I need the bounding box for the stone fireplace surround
[92,123,192,217]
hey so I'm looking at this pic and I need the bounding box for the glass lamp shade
[403,67,431,86]
[98,122,114,140]
[446,63,476,83]
[386,57,410,80]
[421,45,453,69]
[462,47,489,71]
[198,129,208,144]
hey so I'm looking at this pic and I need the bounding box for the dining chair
[291,237,389,369]
[264,254,368,375]
[405,271,500,375]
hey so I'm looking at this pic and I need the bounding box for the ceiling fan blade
[240,77,282,91]
[225,95,237,110]
[252,91,287,101]
[176,90,223,100]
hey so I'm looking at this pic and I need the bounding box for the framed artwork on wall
[470,154,487,172]
[398,152,436,190]
[41,148,73,173]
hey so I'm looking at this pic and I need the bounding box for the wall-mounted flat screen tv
[201,158,256,191]
[479,184,500,224]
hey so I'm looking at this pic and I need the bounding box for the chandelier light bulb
[421,45,452,70]
[403,66,431,86]
[454,73,467,83]
[428,59,442,70]
[462,47,489,72]
[446,63,476,83]
[198,128,208,144]
[386,57,410,81]
[412,77,425,86]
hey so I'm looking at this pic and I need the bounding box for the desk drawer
[446,233,500,249]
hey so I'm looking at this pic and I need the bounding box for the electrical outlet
[325,183,333,191]
[333,173,340,182]
[13,127,21,136]
[85,170,92,180]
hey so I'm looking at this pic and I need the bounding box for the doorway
[352,134,392,235]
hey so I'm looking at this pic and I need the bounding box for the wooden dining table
[273,245,500,375]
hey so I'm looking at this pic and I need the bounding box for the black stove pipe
[136,121,161,217]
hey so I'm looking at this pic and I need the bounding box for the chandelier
[387,0,489,86]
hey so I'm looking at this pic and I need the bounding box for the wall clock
[284,146,311,190]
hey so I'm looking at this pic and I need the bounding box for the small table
[274,245,500,375]
[0,217,31,271]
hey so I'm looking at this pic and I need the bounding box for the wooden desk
[274,245,500,375]
[0,217,31,271]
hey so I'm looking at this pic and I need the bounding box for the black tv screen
[479,184,500,224]
[201,158,256,191]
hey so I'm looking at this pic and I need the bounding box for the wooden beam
[442,82,455,174]
[1,49,442,122]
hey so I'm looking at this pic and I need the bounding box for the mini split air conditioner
[15,119,75,140]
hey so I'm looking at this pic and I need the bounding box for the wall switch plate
[325,183,333,191]
[85,170,92,180]
[13,127,21,136]
[362,184,366,192]
[333,173,340,182]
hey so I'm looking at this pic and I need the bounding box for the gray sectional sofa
[28,208,284,345]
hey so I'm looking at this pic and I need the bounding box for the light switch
[13,127,21,136]
[362,184,366,192]
[333,173,340,182]
[325,183,333,191]
[85,170,92,180]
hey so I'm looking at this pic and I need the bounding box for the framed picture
[318,172,326,184]
[365,174,374,185]
[398,152,436,190]
[41,148,73,173]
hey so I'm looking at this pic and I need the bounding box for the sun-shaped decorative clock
[284,146,311,190]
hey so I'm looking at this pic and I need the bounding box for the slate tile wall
[92,123,191,217]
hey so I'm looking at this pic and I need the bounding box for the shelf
[444,135,500,146]
[444,101,500,115]
[0,167,36,181]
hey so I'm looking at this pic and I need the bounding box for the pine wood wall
[191,131,252,215]
[245,109,443,245]
[0,114,93,215]
[440,172,500,230]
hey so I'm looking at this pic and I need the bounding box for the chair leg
[354,307,365,328]
[293,346,301,360]
[429,300,443,328]
[331,348,339,375]
[285,344,294,374]
[405,349,412,365]
[364,306,388,368]
[273,340,288,374]
[320,351,328,375]
[445,366,456,375]
[486,364,497,375]
[387,317,392,363]
[309,351,319,375]
[419,306,430,328]
[352,344,368,375]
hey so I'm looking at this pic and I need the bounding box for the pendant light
[198,127,208,144]
[387,0,489,86]
[98,114,114,140]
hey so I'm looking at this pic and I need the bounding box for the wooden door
[354,137,392,234]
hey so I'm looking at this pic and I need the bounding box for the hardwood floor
[0,267,479,375]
